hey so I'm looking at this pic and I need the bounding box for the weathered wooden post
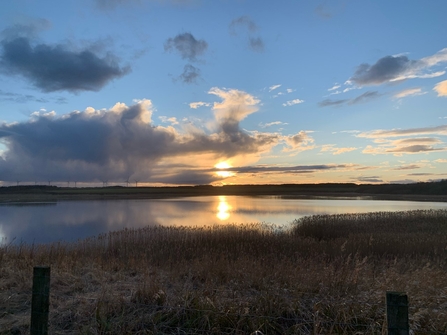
[30,266,51,335]
[386,291,409,335]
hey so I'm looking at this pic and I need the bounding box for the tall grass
[1,209,447,334]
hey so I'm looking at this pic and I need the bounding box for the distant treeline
[0,180,446,199]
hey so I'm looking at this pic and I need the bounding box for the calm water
[1,196,447,244]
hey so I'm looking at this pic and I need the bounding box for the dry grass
[1,209,447,334]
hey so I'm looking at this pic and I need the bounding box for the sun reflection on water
[216,196,232,221]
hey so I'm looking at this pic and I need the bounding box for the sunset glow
[216,196,232,221]
[0,2,446,186]
[215,162,235,178]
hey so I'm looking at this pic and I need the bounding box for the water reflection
[217,196,231,220]
[0,196,446,244]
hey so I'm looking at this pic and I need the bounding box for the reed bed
[1,209,447,334]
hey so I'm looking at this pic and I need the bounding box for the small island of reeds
[1,209,447,334]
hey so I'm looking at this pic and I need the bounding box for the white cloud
[282,131,315,154]
[189,101,211,109]
[209,87,260,122]
[320,144,357,155]
[269,84,281,92]
[434,80,447,97]
[259,121,288,128]
[159,116,179,125]
[282,99,304,107]
[393,88,426,99]
[328,84,341,91]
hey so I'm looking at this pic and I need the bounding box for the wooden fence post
[30,266,51,335]
[386,291,409,335]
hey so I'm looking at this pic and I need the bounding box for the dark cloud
[350,55,415,86]
[1,19,51,40]
[249,37,264,52]
[350,91,381,104]
[318,98,348,107]
[219,164,351,174]
[0,97,281,183]
[95,0,139,10]
[0,89,67,104]
[229,16,264,53]
[386,145,440,153]
[315,4,332,18]
[95,0,193,10]
[152,169,219,185]
[229,16,258,34]
[0,37,130,93]
[392,164,420,170]
[355,176,383,183]
[164,32,208,62]
[319,91,380,107]
[177,64,201,84]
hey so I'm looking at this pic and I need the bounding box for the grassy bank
[2,210,447,334]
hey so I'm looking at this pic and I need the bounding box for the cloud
[358,125,447,138]
[385,145,442,154]
[259,121,288,128]
[350,48,447,86]
[393,88,426,99]
[315,4,332,18]
[354,176,383,183]
[1,19,51,40]
[0,89,67,104]
[282,99,304,107]
[164,32,208,62]
[269,84,281,92]
[320,144,357,155]
[392,164,421,170]
[435,159,447,163]
[229,16,264,52]
[177,64,201,84]
[434,80,447,97]
[159,116,179,125]
[359,125,447,156]
[95,0,193,10]
[248,37,264,52]
[318,98,347,107]
[328,84,341,91]
[319,91,380,107]
[229,16,259,34]
[95,0,140,10]
[189,101,211,109]
[350,91,381,104]
[282,131,315,153]
[208,87,260,122]
[220,163,353,174]
[362,138,446,156]
[0,36,130,92]
[0,88,309,184]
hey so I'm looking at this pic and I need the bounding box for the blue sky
[0,0,446,186]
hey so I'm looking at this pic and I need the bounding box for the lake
[1,196,447,244]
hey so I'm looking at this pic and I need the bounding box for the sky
[0,0,446,187]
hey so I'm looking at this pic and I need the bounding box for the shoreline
[1,184,447,203]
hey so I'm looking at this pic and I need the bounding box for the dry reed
[1,209,447,334]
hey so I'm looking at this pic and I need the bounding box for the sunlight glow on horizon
[215,161,235,178]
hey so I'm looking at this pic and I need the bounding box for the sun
[215,161,234,178]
